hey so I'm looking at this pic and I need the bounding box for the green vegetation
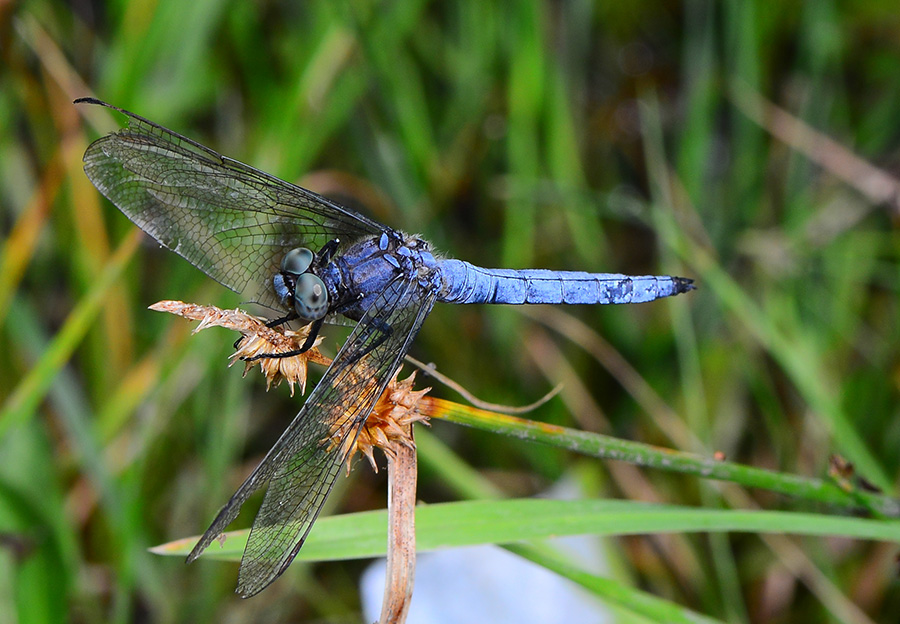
[2,1,900,622]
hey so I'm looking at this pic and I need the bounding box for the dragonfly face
[274,247,329,321]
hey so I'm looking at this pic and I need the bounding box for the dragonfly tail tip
[673,276,696,294]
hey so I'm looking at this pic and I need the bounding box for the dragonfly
[76,97,695,597]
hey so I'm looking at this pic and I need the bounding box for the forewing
[186,275,437,597]
[78,98,386,308]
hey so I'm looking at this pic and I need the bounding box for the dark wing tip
[184,544,203,565]
[74,96,106,106]
[75,98,138,132]
[73,98,158,130]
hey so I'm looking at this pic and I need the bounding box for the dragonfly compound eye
[294,273,329,320]
[280,247,314,276]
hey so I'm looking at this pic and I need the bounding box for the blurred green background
[2,0,900,622]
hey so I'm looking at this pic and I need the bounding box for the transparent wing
[186,275,437,597]
[77,98,386,308]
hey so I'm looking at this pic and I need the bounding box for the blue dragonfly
[76,97,694,597]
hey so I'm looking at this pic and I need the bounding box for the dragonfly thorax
[274,247,329,321]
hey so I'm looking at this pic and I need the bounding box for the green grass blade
[0,231,140,438]
[428,399,900,517]
[154,498,900,563]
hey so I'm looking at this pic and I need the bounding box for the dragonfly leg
[232,312,298,350]
[297,317,325,352]
[316,239,340,266]
[241,317,325,362]
[265,312,299,329]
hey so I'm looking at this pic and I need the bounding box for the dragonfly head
[277,247,329,321]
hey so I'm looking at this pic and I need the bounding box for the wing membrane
[78,98,385,308]
[187,275,437,597]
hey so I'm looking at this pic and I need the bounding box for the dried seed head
[149,300,331,395]
[150,301,432,473]
[324,368,431,474]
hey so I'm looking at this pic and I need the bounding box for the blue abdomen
[436,259,694,305]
